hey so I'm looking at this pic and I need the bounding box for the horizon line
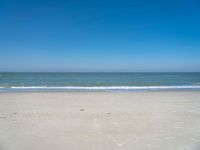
[0,71,200,73]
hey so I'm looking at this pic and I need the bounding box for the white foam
[7,86,200,90]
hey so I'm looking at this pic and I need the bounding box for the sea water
[0,72,200,92]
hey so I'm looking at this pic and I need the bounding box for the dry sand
[0,91,200,150]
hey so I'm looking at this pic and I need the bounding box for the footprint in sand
[0,117,7,119]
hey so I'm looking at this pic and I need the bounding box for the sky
[0,0,200,72]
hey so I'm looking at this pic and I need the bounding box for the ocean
[0,72,200,92]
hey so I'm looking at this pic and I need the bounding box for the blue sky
[0,0,200,72]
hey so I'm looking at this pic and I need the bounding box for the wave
[0,85,199,90]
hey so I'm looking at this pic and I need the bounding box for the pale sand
[0,92,200,150]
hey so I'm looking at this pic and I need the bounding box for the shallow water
[0,72,200,91]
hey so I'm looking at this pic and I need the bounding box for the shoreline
[0,89,200,93]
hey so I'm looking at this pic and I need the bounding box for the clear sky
[0,0,200,72]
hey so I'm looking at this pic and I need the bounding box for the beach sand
[0,91,200,150]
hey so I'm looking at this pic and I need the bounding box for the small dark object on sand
[80,109,85,111]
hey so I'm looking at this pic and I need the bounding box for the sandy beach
[0,91,200,150]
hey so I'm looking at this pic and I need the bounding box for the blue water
[0,72,200,91]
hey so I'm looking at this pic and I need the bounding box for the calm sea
[0,72,200,92]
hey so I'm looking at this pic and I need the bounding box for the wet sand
[0,91,200,150]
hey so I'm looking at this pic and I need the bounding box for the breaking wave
[0,85,200,91]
